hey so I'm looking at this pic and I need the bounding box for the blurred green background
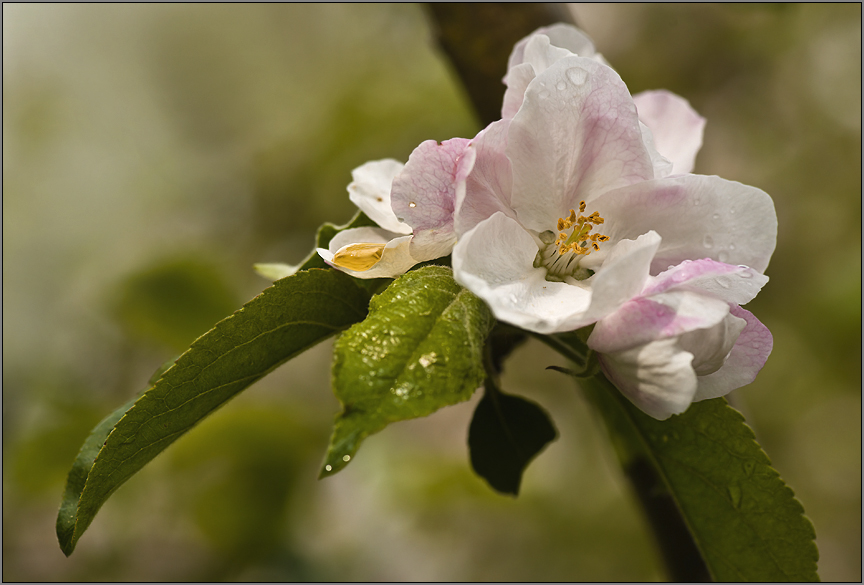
[3,4,860,581]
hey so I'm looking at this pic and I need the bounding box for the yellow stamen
[332,243,386,271]
[553,204,608,257]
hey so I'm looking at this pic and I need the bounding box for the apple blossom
[452,52,776,337]
[587,259,773,419]
[503,24,706,179]
[317,138,469,279]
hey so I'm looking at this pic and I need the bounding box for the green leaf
[321,265,494,476]
[580,372,819,582]
[468,382,557,495]
[56,268,372,556]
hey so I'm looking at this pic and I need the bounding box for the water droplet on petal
[739,270,753,279]
[718,250,729,262]
[566,67,588,85]
[728,484,743,509]
[693,197,702,206]
[538,89,551,99]
[703,235,714,249]
[556,81,567,91]
[408,202,416,208]
[729,207,736,215]
[717,277,730,289]
[712,213,720,221]
[729,243,736,250]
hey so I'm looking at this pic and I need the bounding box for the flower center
[332,242,386,271]
[555,200,609,256]
[538,201,609,280]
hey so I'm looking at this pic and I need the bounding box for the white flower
[502,24,706,179]
[587,259,774,419]
[317,138,468,278]
[452,53,776,335]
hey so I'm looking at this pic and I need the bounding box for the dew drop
[408,201,416,208]
[739,269,753,279]
[712,213,720,221]
[538,89,551,100]
[718,250,729,262]
[566,67,588,85]
[342,455,351,462]
[702,235,714,249]
[556,81,567,91]
[728,484,743,509]
[325,464,332,472]
[717,277,730,289]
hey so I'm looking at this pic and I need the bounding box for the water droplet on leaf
[342,455,351,462]
[325,464,332,472]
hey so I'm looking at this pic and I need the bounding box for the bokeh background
[3,3,860,581]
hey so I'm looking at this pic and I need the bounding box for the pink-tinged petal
[391,138,469,261]
[455,119,517,237]
[643,258,769,305]
[693,306,773,401]
[507,56,655,232]
[579,231,662,324]
[347,160,411,235]
[318,228,416,279]
[594,174,777,274]
[598,338,698,420]
[452,212,594,334]
[633,90,706,175]
[588,290,730,354]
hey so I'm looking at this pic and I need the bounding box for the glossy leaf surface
[322,265,493,476]
[57,268,372,555]
[580,372,819,582]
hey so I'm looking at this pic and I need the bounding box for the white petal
[507,56,654,232]
[580,231,662,323]
[642,258,769,305]
[452,212,594,334]
[633,90,706,175]
[455,119,517,237]
[391,138,469,261]
[594,175,777,274]
[507,24,600,71]
[502,63,536,120]
[679,311,747,376]
[347,160,411,235]
[693,306,773,401]
[318,228,417,279]
[588,290,730,354]
[598,338,698,420]
[639,120,674,179]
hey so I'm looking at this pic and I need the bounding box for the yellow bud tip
[332,242,386,271]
